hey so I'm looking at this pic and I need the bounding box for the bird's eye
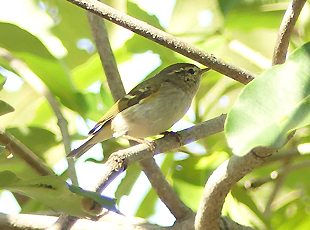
[188,68,195,74]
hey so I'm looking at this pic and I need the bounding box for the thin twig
[139,158,194,220]
[249,158,310,189]
[0,48,78,185]
[65,0,256,85]
[272,0,307,65]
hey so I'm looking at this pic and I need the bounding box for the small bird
[67,63,209,159]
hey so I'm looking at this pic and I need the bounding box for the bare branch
[139,157,194,220]
[272,0,307,65]
[195,147,273,230]
[65,0,255,85]
[87,12,126,101]
[0,212,255,230]
[94,114,226,192]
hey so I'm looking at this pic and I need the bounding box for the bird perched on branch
[67,63,209,159]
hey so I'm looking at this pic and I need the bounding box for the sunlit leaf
[7,127,59,156]
[226,42,310,156]
[0,22,54,59]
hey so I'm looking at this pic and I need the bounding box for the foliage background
[1,0,310,229]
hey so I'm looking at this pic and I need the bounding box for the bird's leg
[160,130,182,146]
[123,135,156,152]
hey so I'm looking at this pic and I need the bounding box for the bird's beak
[201,68,210,74]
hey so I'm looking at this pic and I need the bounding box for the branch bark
[94,114,226,192]
[195,147,273,230]
[87,12,125,101]
[0,128,54,176]
[139,157,194,220]
[272,0,307,65]
[0,213,254,230]
[65,0,255,85]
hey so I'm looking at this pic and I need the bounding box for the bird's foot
[123,135,156,152]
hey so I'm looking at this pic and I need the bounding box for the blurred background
[1,0,310,229]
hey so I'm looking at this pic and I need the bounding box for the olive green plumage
[68,63,209,159]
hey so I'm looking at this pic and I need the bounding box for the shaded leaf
[69,184,117,213]
[0,100,15,116]
[0,171,114,218]
[225,3,284,31]
[0,74,5,90]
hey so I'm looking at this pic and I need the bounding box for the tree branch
[195,147,273,230]
[65,0,255,85]
[0,213,255,230]
[272,0,307,65]
[87,11,125,101]
[93,114,226,192]
[0,48,78,185]
[0,128,54,176]
[139,157,194,220]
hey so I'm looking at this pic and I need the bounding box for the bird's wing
[88,79,163,135]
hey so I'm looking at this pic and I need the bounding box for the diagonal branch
[139,157,194,220]
[0,128,54,176]
[272,0,307,65]
[0,48,78,185]
[195,147,273,230]
[65,0,255,85]
[94,114,226,192]
[87,12,125,101]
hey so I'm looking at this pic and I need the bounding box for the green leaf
[173,178,204,212]
[0,22,54,60]
[231,185,267,224]
[225,3,284,31]
[225,42,310,156]
[83,92,109,121]
[18,53,87,115]
[7,127,59,156]
[46,0,93,69]
[127,1,164,30]
[0,171,115,218]
[0,74,6,91]
[69,184,117,213]
[218,0,243,17]
[115,163,141,199]
[135,187,157,218]
[0,22,87,115]
[71,54,105,91]
[0,100,15,116]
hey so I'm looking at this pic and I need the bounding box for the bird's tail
[67,136,96,160]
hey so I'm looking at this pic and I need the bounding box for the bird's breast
[111,85,195,138]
